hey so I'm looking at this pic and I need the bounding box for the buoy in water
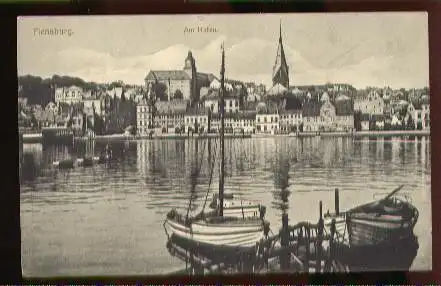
[77,156,100,167]
[53,159,75,169]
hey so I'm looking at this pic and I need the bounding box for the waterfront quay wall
[47,130,431,144]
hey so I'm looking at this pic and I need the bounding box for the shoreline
[22,130,430,144]
[73,130,430,141]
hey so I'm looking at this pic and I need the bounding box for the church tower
[183,51,198,105]
[272,21,289,88]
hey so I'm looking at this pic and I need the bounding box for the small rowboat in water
[52,159,75,169]
[76,156,100,167]
[324,185,419,246]
[53,155,108,169]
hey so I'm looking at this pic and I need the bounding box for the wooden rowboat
[324,185,419,247]
[52,159,75,169]
[53,155,107,169]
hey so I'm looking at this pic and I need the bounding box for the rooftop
[145,70,191,81]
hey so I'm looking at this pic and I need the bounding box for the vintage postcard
[18,13,431,277]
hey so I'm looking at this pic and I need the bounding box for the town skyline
[18,13,428,89]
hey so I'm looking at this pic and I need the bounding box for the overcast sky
[17,13,428,89]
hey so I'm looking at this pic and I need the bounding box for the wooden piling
[326,218,336,272]
[280,213,289,271]
[346,212,352,245]
[335,188,340,215]
[316,201,324,272]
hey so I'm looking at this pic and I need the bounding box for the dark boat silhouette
[324,185,419,270]
[52,153,110,169]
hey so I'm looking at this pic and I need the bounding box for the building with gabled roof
[255,101,280,134]
[144,51,215,105]
[154,99,188,131]
[184,107,209,134]
[54,85,83,105]
[279,108,303,133]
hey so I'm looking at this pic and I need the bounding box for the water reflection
[20,136,432,276]
[272,141,292,216]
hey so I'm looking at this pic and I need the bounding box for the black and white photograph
[18,13,431,276]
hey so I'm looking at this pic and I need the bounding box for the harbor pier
[166,200,349,275]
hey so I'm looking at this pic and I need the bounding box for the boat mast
[219,43,225,217]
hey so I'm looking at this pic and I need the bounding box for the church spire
[273,20,289,88]
[279,19,282,42]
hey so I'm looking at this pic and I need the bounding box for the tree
[173,89,184,100]
[82,113,87,135]
[152,82,167,101]
[109,81,124,89]
[147,89,157,129]
[290,125,297,133]
[407,115,415,130]
[66,116,73,128]
[369,116,377,131]
[30,111,38,129]
[194,121,199,134]
[18,74,102,106]
[353,111,362,131]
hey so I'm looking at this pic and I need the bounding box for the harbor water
[20,136,432,277]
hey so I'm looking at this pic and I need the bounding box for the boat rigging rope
[185,138,208,221]
[201,138,219,213]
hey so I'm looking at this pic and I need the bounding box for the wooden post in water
[329,219,336,266]
[316,200,324,272]
[335,188,340,215]
[346,212,352,246]
[280,213,289,271]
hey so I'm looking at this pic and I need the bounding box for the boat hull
[165,217,265,248]
[324,198,419,247]
[337,233,419,271]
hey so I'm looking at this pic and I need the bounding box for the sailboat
[164,44,269,259]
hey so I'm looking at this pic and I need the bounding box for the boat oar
[346,185,406,215]
[383,184,405,200]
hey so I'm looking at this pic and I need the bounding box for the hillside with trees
[18,74,128,106]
